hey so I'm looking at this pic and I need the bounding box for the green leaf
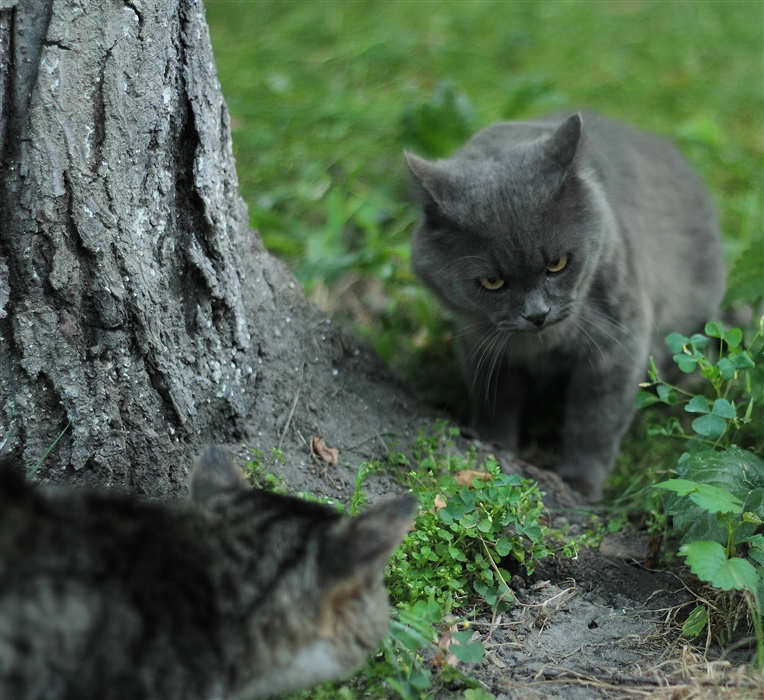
[666,332,689,355]
[464,689,495,700]
[663,447,764,545]
[657,384,678,405]
[743,488,764,521]
[716,357,736,380]
[635,391,660,409]
[682,605,708,637]
[730,352,756,369]
[679,540,727,584]
[685,395,710,414]
[675,355,697,373]
[655,479,743,515]
[711,557,760,595]
[724,238,764,308]
[450,630,485,663]
[711,398,736,419]
[705,321,724,339]
[691,413,727,438]
[495,536,511,557]
[477,518,493,533]
[688,333,709,350]
[723,327,743,348]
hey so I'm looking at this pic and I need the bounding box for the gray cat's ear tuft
[404,151,435,183]
[544,113,582,174]
[334,495,417,569]
[190,445,248,504]
[405,151,447,215]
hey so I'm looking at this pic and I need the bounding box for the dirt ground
[214,282,762,700]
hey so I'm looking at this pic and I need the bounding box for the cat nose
[522,310,548,326]
[522,294,550,327]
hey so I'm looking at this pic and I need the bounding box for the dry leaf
[486,651,506,669]
[431,627,459,667]
[453,469,491,487]
[433,494,447,511]
[312,437,339,466]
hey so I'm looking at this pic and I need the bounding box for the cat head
[406,113,605,333]
[191,446,416,698]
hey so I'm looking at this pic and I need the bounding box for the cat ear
[190,445,248,504]
[405,151,436,183]
[405,151,445,199]
[405,151,449,221]
[543,113,582,175]
[328,495,417,574]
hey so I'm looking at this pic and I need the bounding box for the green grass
[205,0,763,453]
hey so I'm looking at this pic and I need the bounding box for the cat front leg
[555,356,647,501]
[459,328,525,451]
[469,364,526,453]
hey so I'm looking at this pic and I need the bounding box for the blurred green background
[205,0,763,411]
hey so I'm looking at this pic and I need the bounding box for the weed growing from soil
[288,421,575,700]
[638,318,764,669]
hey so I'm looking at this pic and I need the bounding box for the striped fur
[0,447,415,699]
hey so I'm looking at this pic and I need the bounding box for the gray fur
[0,447,416,699]
[407,110,725,500]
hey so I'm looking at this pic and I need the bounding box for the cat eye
[546,254,568,273]
[479,278,505,290]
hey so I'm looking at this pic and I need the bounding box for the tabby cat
[407,110,724,500]
[0,446,416,699]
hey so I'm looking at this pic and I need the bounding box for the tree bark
[0,0,412,496]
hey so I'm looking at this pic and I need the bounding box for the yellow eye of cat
[546,254,568,273]
[479,278,505,290]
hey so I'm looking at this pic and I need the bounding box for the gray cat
[407,110,725,500]
[0,446,416,699]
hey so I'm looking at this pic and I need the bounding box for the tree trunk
[0,0,425,497]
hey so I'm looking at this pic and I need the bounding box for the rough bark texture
[0,0,430,497]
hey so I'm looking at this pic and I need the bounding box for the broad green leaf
[743,488,764,521]
[664,447,764,545]
[691,413,727,438]
[655,479,743,514]
[711,398,736,419]
[679,540,727,583]
[682,605,708,637]
[685,395,710,414]
[711,557,760,595]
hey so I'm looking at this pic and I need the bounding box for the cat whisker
[466,327,506,401]
[569,317,608,371]
[453,321,493,339]
[580,304,644,346]
[576,310,642,364]
[485,330,512,412]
